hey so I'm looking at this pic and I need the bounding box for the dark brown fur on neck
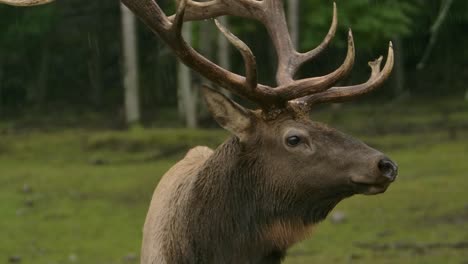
[155,137,350,263]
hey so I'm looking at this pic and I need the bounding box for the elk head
[123,0,397,200]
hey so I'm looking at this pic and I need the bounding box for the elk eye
[286,136,301,147]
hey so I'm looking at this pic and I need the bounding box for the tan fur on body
[141,146,213,264]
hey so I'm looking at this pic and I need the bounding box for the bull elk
[3,0,398,263]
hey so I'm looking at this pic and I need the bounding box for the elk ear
[202,86,254,141]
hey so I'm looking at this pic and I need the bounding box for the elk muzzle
[378,157,398,182]
[351,155,398,195]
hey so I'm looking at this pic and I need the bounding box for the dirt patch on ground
[355,241,468,254]
[425,205,468,225]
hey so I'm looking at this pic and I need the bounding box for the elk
[3,0,398,263]
[121,0,398,263]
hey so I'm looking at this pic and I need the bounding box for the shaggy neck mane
[178,136,349,263]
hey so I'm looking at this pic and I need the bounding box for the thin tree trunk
[120,3,140,125]
[199,18,216,86]
[417,0,453,69]
[288,0,299,49]
[197,19,216,118]
[393,36,406,98]
[217,16,231,97]
[217,16,230,72]
[178,21,197,128]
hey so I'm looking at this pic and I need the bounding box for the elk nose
[378,158,398,181]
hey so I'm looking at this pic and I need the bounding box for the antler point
[347,29,354,43]
[368,56,383,66]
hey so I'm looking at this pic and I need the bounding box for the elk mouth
[350,180,391,195]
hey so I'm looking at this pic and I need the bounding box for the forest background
[1,1,467,263]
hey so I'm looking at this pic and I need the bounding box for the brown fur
[141,146,214,264]
[140,89,397,264]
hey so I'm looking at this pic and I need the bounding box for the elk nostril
[378,158,398,181]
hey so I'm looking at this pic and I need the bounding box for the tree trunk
[217,16,231,98]
[196,18,216,119]
[288,0,299,49]
[120,3,140,125]
[178,21,198,128]
[393,36,406,99]
[217,16,230,73]
[417,0,453,69]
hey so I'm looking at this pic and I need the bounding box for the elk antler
[122,0,393,111]
[295,43,394,109]
[0,0,54,6]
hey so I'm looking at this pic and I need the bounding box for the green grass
[1,102,468,263]
[0,130,223,264]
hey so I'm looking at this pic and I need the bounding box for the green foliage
[300,0,420,50]
[0,5,56,45]
[452,0,468,21]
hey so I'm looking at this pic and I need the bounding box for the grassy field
[1,101,468,264]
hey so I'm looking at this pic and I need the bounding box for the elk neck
[183,135,351,261]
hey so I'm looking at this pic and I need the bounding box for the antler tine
[215,19,257,89]
[168,0,263,22]
[173,0,188,35]
[122,0,172,33]
[166,1,348,99]
[171,0,225,21]
[255,1,356,104]
[123,0,277,108]
[167,1,339,89]
[292,3,338,76]
[271,30,355,101]
[124,0,393,111]
[297,42,395,108]
[0,0,54,6]
[259,0,297,86]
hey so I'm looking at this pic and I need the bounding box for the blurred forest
[1,0,467,127]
